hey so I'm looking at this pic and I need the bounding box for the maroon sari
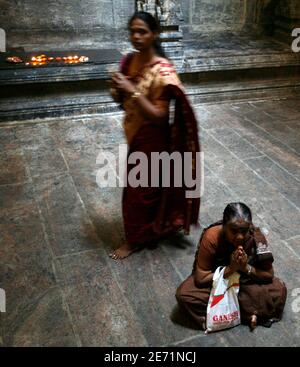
[120,54,201,247]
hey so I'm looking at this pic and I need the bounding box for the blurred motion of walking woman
[109,12,201,260]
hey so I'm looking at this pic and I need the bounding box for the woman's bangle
[247,264,252,275]
[130,91,141,99]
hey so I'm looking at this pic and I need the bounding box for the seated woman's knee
[175,283,189,304]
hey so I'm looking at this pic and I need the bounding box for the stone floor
[0,96,300,347]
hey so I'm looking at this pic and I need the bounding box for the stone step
[184,70,300,104]
[1,73,300,123]
[188,79,300,105]
[1,35,300,122]
[182,49,300,74]
[181,35,300,73]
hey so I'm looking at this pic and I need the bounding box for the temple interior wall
[0,0,298,51]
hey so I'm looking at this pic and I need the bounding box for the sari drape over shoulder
[117,53,201,246]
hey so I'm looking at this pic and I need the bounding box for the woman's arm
[224,263,239,279]
[129,92,169,122]
[243,264,274,283]
[195,248,241,286]
[110,87,123,104]
[237,249,274,283]
[223,249,241,279]
[111,72,168,122]
[195,263,240,286]
[194,231,220,288]
[194,268,214,287]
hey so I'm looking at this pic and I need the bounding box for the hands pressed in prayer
[229,251,240,273]
[230,246,248,273]
[236,246,248,272]
[228,246,257,331]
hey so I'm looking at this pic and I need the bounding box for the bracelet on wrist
[130,91,141,99]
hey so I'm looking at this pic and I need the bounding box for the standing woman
[109,12,200,260]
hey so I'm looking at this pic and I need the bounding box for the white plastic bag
[206,266,241,333]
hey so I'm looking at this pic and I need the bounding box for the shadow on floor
[162,230,196,249]
[170,304,203,331]
[84,213,125,250]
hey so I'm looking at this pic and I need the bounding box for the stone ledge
[0,63,119,86]
[0,49,121,86]
[1,35,300,122]
[1,74,300,123]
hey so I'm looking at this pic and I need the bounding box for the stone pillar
[136,0,184,64]
[136,0,157,15]
[274,0,300,43]
[0,28,6,52]
[158,0,184,60]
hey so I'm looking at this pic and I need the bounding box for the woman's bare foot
[250,314,257,332]
[109,242,138,260]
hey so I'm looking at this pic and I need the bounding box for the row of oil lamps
[6,54,89,66]
[27,54,89,66]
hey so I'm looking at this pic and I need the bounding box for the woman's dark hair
[128,11,167,58]
[223,202,252,225]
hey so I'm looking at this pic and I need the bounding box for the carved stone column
[158,0,184,60]
[136,0,184,63]
[136,0,157,16]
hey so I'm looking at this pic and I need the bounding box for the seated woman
[176,202,287,331]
